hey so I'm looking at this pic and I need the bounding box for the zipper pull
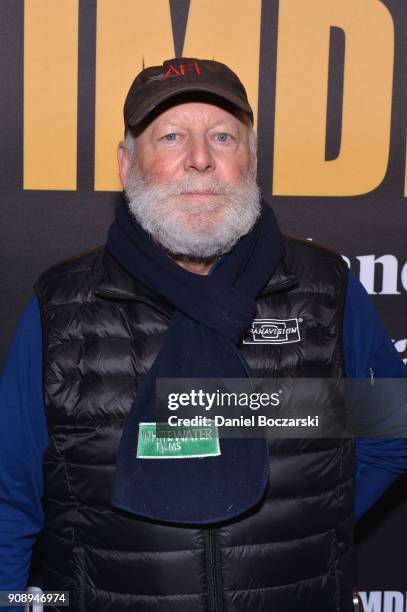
[369,367,375,386]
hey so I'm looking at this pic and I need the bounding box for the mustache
[167,178,235,196]
[128,173,246,198]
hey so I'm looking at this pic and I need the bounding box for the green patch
[137,422,220,459]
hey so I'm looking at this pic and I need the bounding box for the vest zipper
[204,528,224,612]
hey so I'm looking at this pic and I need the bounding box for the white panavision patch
[243,318,302,345]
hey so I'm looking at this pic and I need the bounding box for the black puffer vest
[34,236,354,612]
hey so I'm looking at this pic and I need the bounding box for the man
[1,57,407,612]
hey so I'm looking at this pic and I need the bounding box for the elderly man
[1,57,407,612]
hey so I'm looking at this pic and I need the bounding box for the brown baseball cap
[123,57,254,129]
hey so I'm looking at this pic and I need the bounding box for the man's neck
[171,254,217,275]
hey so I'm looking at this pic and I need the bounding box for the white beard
[123,166,261,258]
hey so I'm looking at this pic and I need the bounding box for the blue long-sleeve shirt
[0,269,407,601]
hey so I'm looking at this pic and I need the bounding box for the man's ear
[117,141,131,188]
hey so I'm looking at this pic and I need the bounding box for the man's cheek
[217,158,249,185]
[148,155,184,183]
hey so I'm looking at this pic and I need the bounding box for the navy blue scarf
[108,200,284,523]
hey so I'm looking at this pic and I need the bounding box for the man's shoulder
[283,235,347,269]
[35,245,106,284]
[281,235,348,287]
[283,235,344,263]
[34,245,107,301]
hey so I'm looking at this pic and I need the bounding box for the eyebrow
[153,118,240,131]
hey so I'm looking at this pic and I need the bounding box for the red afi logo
[163,62,201,80]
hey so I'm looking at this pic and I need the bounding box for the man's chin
[169,193,223,211]
[179,212,221,231]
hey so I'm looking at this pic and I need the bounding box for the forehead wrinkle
[154,105,242,128]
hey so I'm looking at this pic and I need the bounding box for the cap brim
[126,83,253,127]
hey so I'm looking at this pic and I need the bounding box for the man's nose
[184,136,215,173]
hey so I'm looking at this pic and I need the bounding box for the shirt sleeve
[0,296,48,610]
[343,270,407,520]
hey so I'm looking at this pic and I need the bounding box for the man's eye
[161,133,177,141]
[216,133,232,142]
